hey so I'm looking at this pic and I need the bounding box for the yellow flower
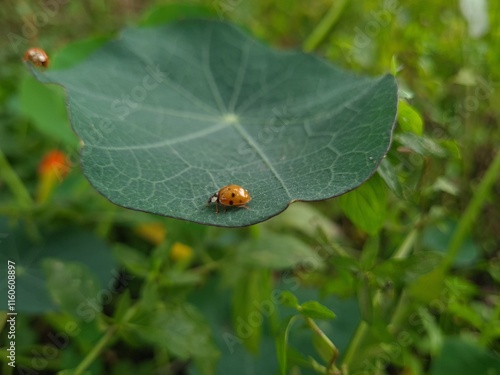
[134,222,166,245]
[170,242,194,263]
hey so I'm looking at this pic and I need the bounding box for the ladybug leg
[238,205,249,210]
[223,206,227,212]
[215,201,219,214]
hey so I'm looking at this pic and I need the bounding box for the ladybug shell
[23,48,50,68]
[217,185,251,207]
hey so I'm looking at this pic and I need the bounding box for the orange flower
[37,150,71,203]
[38,150,71,179]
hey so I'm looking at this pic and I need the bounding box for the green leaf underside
[30,20,398,227]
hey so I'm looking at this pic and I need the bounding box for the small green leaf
[377,158,403,197]
[395,133,448,157]
[231,269,272,353]
[18,76,77,146]
[439,139,461,159]
[397,100,423,135]
[268,202,340,241]
[112,289,132,323]
[130,303,220,375]
[112,244,150,277]
[30,20,398,227]
[236,233,324,270]
[158,269,203,287]
[299,301,336,320]
[360,235,380,271]
[338,174,387,235]
[279,291,300,309]
[42,259,102,318]
[51,36,110,70]
[408,266,446,303]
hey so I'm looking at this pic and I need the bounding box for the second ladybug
[207,184,251,213]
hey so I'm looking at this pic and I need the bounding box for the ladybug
[23,48,50,68]
[207,184,251,213]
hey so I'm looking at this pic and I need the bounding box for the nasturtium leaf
[29,20,398,227]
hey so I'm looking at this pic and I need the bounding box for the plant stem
[392,227,419,259]
[305,317,340,373]
[341,320,369,369]
[73,325,117,375]
[341,227,418,370]
[444,150,500,270]
[0,147,33,208]
[303,0,349,52]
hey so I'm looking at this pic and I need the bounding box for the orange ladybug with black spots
[207,184,251,213]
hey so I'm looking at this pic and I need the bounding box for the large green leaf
[30,20,398,227]
[0,218,117,313]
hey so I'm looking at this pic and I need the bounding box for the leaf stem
[444,150,500,270]
[0,146,34,208]
[341,320,368,369]
[73,325,117,375]
[303,0,349,52]
[341,226,418,370]
[392,227,419,259]
[304,317,340,373]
